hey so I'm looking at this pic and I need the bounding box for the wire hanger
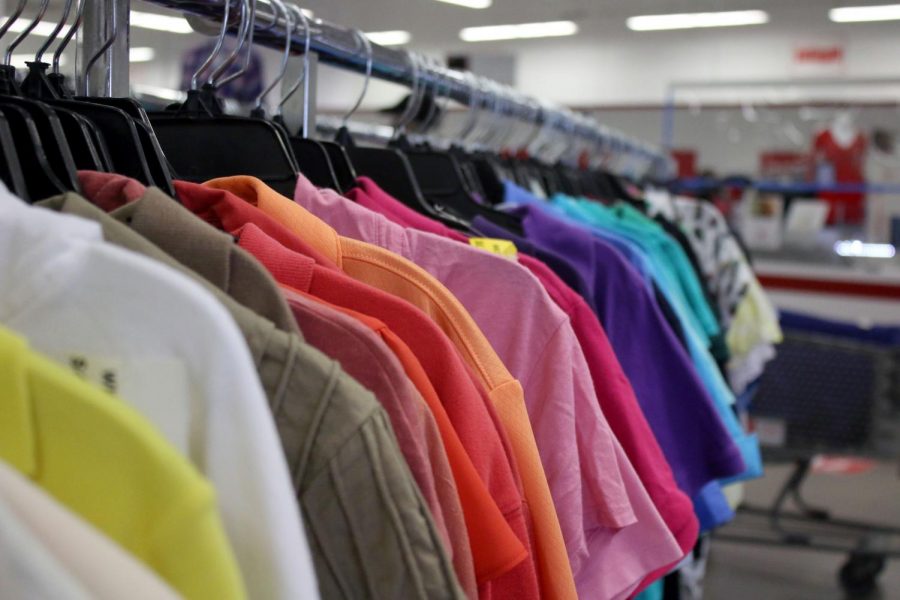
[251,0,292,117]
[333,26,373,149]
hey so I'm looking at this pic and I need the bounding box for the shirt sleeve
[519,320,635,577]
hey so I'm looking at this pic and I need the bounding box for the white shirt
[0,460,180,600]
[0,187,319,600]
[0,482,91,600]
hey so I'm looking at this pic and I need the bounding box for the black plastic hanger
[333,43,445,218]
[18,38,107,173]
[30,0,164,187]
[0,0,80,192]
[403,69,524,233]
[0,110,28,199]
[149,0,298,197]
[0,104,67,200]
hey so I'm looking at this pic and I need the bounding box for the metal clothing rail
[97,0,674,176]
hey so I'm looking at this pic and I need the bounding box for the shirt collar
[204,175,344,268]
[235,223,315,293]
[175,179,339,269]
[0,327,37,477]
[109,188,234,293]
[76,170,147,211]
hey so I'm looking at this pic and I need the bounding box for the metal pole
[79,0,130,96]
[281,50,317,136]
[143,0,667,165]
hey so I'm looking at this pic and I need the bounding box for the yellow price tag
[469,237,518,259]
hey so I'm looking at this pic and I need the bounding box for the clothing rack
[81,0,674,178]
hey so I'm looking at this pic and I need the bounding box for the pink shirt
[299,175,637,579]
[349,177,693,595]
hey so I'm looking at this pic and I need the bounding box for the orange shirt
[204,176,577,600]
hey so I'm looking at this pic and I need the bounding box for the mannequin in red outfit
[812,111,867,226]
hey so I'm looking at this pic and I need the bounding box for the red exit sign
[794,46,844,64]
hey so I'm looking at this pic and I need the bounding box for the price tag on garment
[60,352,193,452]
[469,237,518,259]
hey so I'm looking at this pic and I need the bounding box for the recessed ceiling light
[365,30,412,46]
[3,10,251,38]
[436,0,492,9]
[130,10,193,34]
[626,10,769,31]
[129,47,156,62]
[830,4,900,22]
[460,20,578,42]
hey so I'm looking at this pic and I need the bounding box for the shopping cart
[714,311,900,597]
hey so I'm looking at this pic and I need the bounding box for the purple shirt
[507,202,745,498]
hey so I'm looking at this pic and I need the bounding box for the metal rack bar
[105,0,673,175]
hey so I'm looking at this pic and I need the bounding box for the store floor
[706,461,900,599]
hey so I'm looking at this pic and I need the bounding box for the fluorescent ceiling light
[3,11,191,35]
[627,10,769,31]
[460,20,578,42]
[129,47,156,62]
[365,30,411,46]
[130,10,193,33]
[834,240,896,258]
[5,20,71,37]
[435,0,492,8]
[830,4,900,22]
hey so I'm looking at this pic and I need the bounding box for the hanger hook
[494,86,513,150]
[485,84,508,149]
[0,0,27,45]
[208,0,249,87]
[254,0,291,110]
[420,57,448,134]
[52,0,83,74]
[191,0,232,89]
[82,0,118,95]
[5,0,51,66]
[393,50,424,138]
[213,0,256,88]
[277,5,311,112]
[456,72,484,145]
[474,79,498,147]
[341,28,372,126]
[36,0,75,63]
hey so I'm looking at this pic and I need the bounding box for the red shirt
[174,181,532,588]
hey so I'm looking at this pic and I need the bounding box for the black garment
[654,214,731,373]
